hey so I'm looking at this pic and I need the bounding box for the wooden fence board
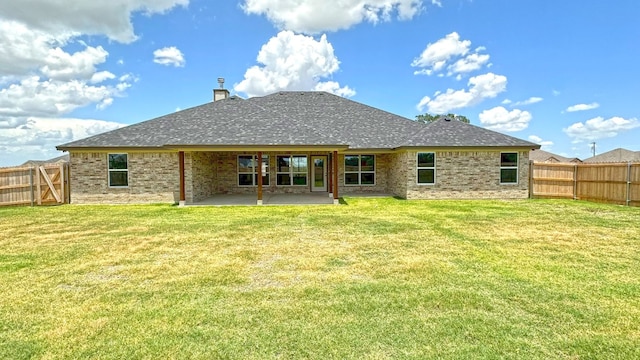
[0,164,68,207]
[531,163,575,199]
[531,161,640,206]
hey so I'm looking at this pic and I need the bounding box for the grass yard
[0,198,639,359]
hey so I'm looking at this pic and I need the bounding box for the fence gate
[0,163,69,206]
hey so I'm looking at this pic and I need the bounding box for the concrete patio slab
[189,193,335,206]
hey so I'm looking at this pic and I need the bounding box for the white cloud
[447,53,490,76]
[41,45,110,81]
[90,71,117,84]
[417,73,507,113]
[0,76,127,118]
[412,32,490,78]
[501,99,512,105]
[0,117,124,166]
[153,46,186,67]
[510,97,543,106]
[234,31,354,98]
[566,102,599,112]
[479,106,532,132]
[0,21,67,77]
[412,32,469,74]
[241,0,424,34]
[0,1,182,166]
[416,95,432,113]
[313,81,356,97]
[528,135,553,148]
[0,0,189,44]
[563,116,640,142]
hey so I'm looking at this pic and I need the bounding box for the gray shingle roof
[58,91,538,150]
[529,149,581,163]
[407,117,539,147]
[583,148,640,163]
[20,154,70,166]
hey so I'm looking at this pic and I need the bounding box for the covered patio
[177,149,344,206]
[188,192,394,206]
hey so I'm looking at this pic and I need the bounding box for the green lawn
[0,198,638,359]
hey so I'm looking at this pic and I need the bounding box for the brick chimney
[213,77,229,101]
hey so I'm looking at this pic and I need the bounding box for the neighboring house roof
[20,154,70,166]
[57,91,539,151]
[583,148,640,163]
[529,149,582,163]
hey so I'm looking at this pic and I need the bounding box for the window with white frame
[108,153,128,187]
[238,155,269,186]
[276,155,307,186]
[344,155,375,185]
[500,152,518,184]
[417,152,436,185]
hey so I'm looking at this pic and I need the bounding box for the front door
[311,156,327,192]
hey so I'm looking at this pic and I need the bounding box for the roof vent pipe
[213,77,230,102]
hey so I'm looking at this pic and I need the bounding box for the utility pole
[590,142,596,157]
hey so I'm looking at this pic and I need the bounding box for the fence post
[35,166,42,205]
[573,164,578,200]
[29,167,34,206]
[65,163,70,204]
[529,160,533,198]
[59,163,65,204]
[627,162,631,206]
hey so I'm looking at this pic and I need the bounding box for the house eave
[162,144,350,152]
[56,145,168,152]
[393,145,541,151]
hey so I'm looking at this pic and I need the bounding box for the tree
[415,113,470,124]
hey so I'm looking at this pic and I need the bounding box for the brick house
[57,88,540,205]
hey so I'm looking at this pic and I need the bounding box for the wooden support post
[333,151,339,204]
[179,151,186,206]
[257,151,263,205]
[35,166,42,205]
[66,163,71,204]
[626,162,631,206]
[29,167,34,207]
[528,160,533,199]
[573,163,578,200]
[59,163,65,204]
[328,152,333,198]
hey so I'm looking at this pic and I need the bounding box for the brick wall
[405,150,530,199]
[188,152,216,202]
[69,149,531,204]
[69,152,179,204]
[387,152,409,198]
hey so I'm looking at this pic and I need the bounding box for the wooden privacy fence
[530,162,640,206]
[0,163,69,206]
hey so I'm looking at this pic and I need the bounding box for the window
[344,155,375,185]
[108,153,128,187]
[417,152,436,185]
[238,155,269,186]
[500,152,518,184]
[277,155,307,186]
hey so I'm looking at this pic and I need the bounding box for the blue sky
[1,0,639,166]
